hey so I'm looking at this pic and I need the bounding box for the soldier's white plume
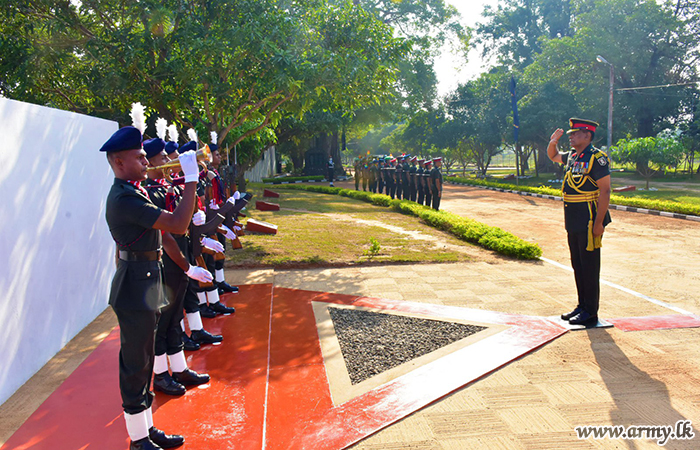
[155,118,168,140]
[167,124,178,143]
[130,103,146,135]
[210,131,218,145]
[187,128,198,143]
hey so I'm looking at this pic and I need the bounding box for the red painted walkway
[2,285,569,450]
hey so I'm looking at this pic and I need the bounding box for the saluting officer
[548,118,611,326]
[102,120,200,450]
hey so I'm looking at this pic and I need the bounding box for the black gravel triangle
[328,307,488,385]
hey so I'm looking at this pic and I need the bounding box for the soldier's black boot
[148,427,184,449]
[172,368,210,386]
[130,437,162,450]
[209,301,235,315]
[182,333,200,351]
[153,372,186,396]
[561,306,583,321]
[191,329,223,344]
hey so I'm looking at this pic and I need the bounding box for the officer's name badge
[597,156,607,166]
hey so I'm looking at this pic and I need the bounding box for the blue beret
[179,140,197,154]
[99,126,142,153]
[165,141,179,155]
[210,143,219,152]
[143,138,166,159]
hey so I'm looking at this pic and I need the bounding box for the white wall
[0,98,117,405]
[244,146,276,182]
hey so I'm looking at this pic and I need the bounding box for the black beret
[99,126,142,153]
[165,141,179,155]
[143,138,166,159]
[179,141,197,154]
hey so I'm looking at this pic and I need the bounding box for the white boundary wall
[0,98,117,405]
[244,146,276,182]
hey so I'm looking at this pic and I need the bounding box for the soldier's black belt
[119,249,163,261]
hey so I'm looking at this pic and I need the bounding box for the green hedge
[449,176,700,216]
[263,175,325,183]
[276,184,542,260]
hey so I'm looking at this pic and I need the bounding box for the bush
[276,184,542,260]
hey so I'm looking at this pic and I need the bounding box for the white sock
[168,351,188,373]
[153,354,168,375]
[197,291,207,305]
[208,289,220,305]
[124,410,149,441]
[180,319,185,332]
[186,312,203,331]
[145,407,154,429]
[215,269,225,283]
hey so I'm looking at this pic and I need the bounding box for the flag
[508,76,520,143]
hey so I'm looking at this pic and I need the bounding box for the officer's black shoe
[191,329,223,344]
[219,285,239,295]
[153,372,186,396]
[218,281,237,293]
[561,306,583,321]
[569,311,598,326]
[148,427,184,449]
[209,301,235,315]
[199,303,218,318]
[182,333,200,351]
[172,368,210,386]
[130,437,162,450]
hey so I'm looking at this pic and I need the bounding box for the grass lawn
[225,185,479,268]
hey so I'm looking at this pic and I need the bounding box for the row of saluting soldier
[353,155,444,210]
[102,103,249,449]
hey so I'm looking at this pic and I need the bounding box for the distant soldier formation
[353,154,443,210]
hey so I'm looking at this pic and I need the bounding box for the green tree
[612,134,684,189]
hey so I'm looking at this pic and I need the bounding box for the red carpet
[2,285,568,450]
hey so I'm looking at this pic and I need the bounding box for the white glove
[209,199,220,210]
[202,236,224,253]
[226,196,236,205]
[186,265,213,283]
[220,224,236,240]
[192,210,206,226]
[179,150,199,183]
[233,191,241,200]
[233,225,242,233]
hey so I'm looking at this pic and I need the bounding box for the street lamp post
[596,55,614,152]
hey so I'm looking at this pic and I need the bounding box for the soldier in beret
[548,118,612,326]
[430,157,443,210]
[102,111,200,449]
[423,159,433,208]
[416,159,426,205]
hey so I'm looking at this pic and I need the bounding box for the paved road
[440,182,700,315]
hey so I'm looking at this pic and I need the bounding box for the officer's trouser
[567,231,601,316]
[113,307,159,414]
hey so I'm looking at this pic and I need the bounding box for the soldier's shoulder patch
[597,156,608,166]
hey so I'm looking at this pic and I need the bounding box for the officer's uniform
[430,159,443,210]
[369,161,379,193]
[395,162,403,199]
[561,141,611,319]
[408,159,417,201]
[401,159,410,200]
[416,161,425,205]
[386,160,396,199]
[423,161,433,208]
[107,177,165,415]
